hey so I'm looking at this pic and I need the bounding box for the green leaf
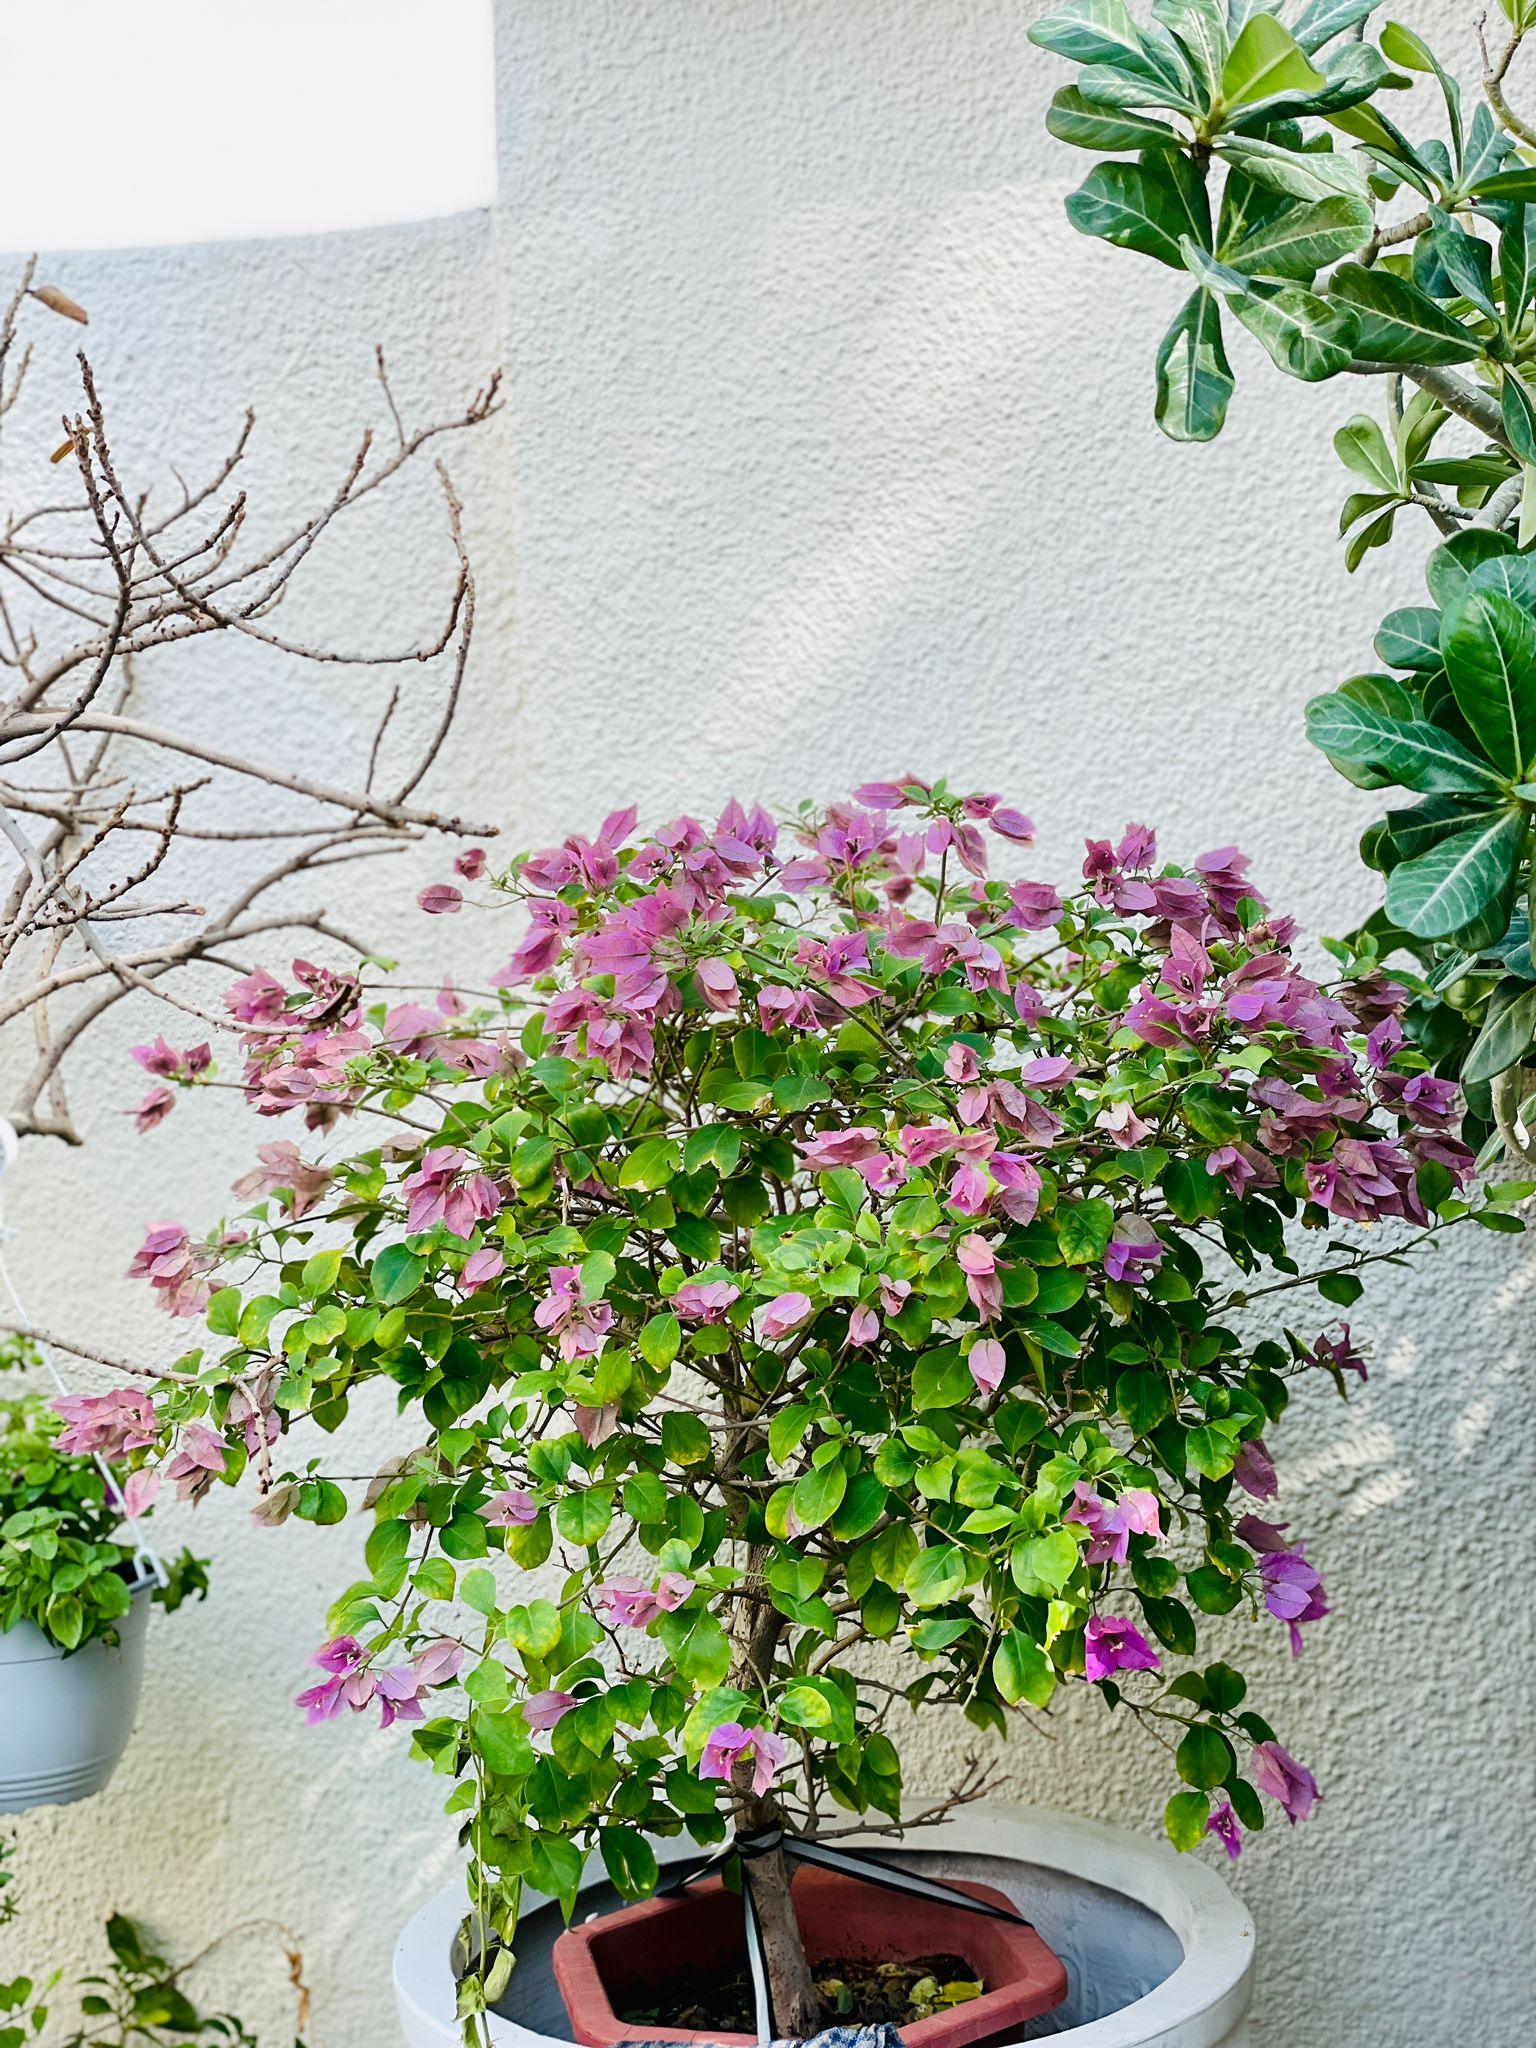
[1119,1365,1174,1433]
[1378,17,1436,71]
[791,1461,848,1531]
[474,1708,535,1777]
[555,1489,613,1547]
[778,1680,835,1729]
[1219,14,1323,111]
[639,1312,682,1369]
[1374,607,1442,672]
[1014,1528,1080,1593]
[656,1607,732,1686]
[1224,194,1373,281]
[1419,218,1498,321]
[1305,693,1506,793]
[1502,206,1534,328]
[506,1599,562,1656]
[1329,263,1483,365]
[371,1244,425,1306]
[1463,978,1536,1082]
[1182,240,1357,380]
[1384,811,1524,937]
[1047,85,1183,152]
[1441,576,1536,775]
[1185,1423,1240,1480]
[1066,153,1212,269]
[913,1346,978,1411]
[1290,0,1377,54]
[1334,414,1399,492]
[1154,288,1234,441]
[1176,1722,1236,1789]
[301,1247,343,1293]
[619,1138,680,1190]
[1165,1788,1212,1850]
[1030,0,1190,95]
[1504,377,1536,472]
[206,1287,241,1337]
[461,1567,499,1616]
[1377,793,1510,865]
[993,1628,1059,1708]
[904,1543,969,1608]
[1154,0,1227,96]
[600,1827,659,1900]
[1426,529,1517,610]
[1212,133,1367,204]
[1057,1196,1115,1264]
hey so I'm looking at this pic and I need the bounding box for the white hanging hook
[0,1115,168,1589]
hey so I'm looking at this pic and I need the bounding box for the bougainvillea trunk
[731,1548,819,2039]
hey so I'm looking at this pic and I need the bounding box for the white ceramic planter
[0,1571,153,1813]
[394,1803,1255,2048]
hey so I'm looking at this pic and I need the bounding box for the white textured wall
[3,4,1533,2044]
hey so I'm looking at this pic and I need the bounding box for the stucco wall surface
[1,3,1532,2045]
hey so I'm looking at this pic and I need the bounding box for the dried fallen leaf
[30,284,88,325]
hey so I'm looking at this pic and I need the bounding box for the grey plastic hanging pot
[0,1568,153,1813]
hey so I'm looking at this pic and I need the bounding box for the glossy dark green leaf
[1379,792,1511,865]
[1154,288,1234,440]
[1213,133,1368,203]
[1290,0,1376,54]
[1454,102,1513,200]
[1046,85,1182,151]
[1384,810,1524,936]
[1417,219,1498,320]
[1176,1721,1235,1789]
[1153,0,1228,98]
[1304,693,1506,792]
[1375,606,1443,671]
[1425,528,1517,609]
[1463,976,1536,1082]
[1440,576,1536,774]
[1329,262,1484,365]
[1030,0,1194,99]
[1066,152,1212,268]
[1224,193,1373,280]
[1183,240,1357,379]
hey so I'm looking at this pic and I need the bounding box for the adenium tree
[1034,0,1536,1162]
[49,785,1523,2035]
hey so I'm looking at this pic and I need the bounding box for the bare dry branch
[0,268,501,1141]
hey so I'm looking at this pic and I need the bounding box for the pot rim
[394,1801,1255,2048]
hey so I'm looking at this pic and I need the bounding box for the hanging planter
[0,1563,156,1814]
[394,1808,1256,2048]
[0,1356,206,1813]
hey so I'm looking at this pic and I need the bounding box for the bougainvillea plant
[1034,0,1536,1146]
[56,785,1523,2036]
[0,1360,205,1651]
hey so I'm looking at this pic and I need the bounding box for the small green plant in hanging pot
[0,1355,206,1814]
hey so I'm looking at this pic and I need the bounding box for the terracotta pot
[551,1864,1068,2048]
[394,1804,1258,2047]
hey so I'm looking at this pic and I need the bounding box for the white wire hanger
[0,1115,168,1590]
